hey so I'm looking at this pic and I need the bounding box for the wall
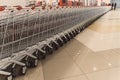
[0,0,29,6]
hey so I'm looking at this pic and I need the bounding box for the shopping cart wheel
[76,28,80,33]
[37,50,46,60]
[69,32,74,39]
[11,70,16,77]
[72,31,76,37]
[7,75,13,80]
[80,28,83,32]
[65,34,70,41]
[55,38,63,47]
[30,59,38,67]
[75,29,79,35]
[34,59,38,67]
[60,36,67,44]
[19,66,27,75]
[51,42,59,50]
[25,56,38,67]
[46,46,53,55]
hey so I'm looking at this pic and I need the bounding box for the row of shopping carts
[0,6,110,80]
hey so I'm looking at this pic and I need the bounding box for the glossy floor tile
[75,10,120,51]
[63,39,93,60]
[74,52,112,73]
[42,55,83,80]
[96,50,120,67]
[87,67,120,80]
[89,10,120,33]
[59,75,88,80]
[75,25,120,52]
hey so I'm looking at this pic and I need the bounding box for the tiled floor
[75,9,120,51]
[15,9,120,80]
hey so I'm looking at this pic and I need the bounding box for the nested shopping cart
[0,5,110,80]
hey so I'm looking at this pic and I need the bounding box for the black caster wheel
[53,44,59,50]
[65,34,70,41]
[11,70,16,77]
[47,50,53,55]
[19,66,27,75]
[32,59,38,67]
[37,50,46,60]
[49,41,59,51]
[28,59,38,68]
[55,38,63,47]
[61,36,67,43]
[25,56,38,68]
[69,33,74,39]
[7,75,13,80]
[26,61,31,68]
[45,46,53,55]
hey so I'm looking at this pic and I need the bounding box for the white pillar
[85,0,88,6]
